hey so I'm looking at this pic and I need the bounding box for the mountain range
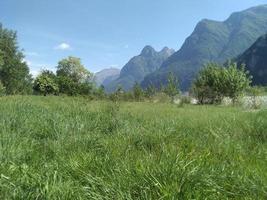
[94,68,120,87]
[141,4,267,90]
[105,46,174,92]
[237,34,267,86]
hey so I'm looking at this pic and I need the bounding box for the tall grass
[0,96,266,199]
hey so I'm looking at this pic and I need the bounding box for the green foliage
[109,86,124,102]
[56,56,92,83]
[222,62,251,103]
[0,24,32,94]
[0,51,3,67]
[0,96,266,199]
[132,82,144,101]
[178,95,192,107]
[246,86,265,109]
[192,63,222,104]
[94,85,106,99]
[151,92,172,103]
[0,80,6,96]
[192,62,251,104]
[33,70,59,96]
[163,72,180,98]
[56,56,93,96]
[144,84,157,99]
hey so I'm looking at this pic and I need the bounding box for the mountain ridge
[237,33,267,86]
[94,68,120,87]
[106,46,175,92]
[142,4,267,91]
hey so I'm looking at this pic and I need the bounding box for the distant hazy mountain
[142,5,267,91]
[237,34,267,86]
[94,68,120,87]
[106,46,174,92]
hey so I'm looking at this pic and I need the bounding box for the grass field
[0,96,266,199]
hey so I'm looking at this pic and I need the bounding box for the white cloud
[54,43,71,50]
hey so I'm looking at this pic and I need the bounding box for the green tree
[56,56,92,83]
[192,63,222,104]
[145,84,157,98]
[95,85,106,99]
[0,51,3,67]
[221,62,251,103]
[56,56,93,95]
[33,70,59,96]
[164,72,180,99]
[0,80,6,96]
[0,24,32,94]
[192,62,251,104]
[132,82,143,101]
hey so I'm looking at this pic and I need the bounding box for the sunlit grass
[0,96,266,199]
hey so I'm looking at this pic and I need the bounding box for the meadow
[0,96,266,199]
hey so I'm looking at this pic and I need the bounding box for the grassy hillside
[0,96,266,199]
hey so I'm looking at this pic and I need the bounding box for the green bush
[0,80,6,96]
[246,86,265,109]
[152,92,171,103]
[192,62,251,104]
[33,70,59,96]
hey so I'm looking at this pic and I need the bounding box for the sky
[0,0,267,76]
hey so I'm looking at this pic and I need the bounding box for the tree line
[1,23,264,104]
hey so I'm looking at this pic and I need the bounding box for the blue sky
[0,0,267,75]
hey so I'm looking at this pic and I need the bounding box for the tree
[0,80,6,96]
[94,85,106,99]
[164,72,180,99]
[221,62,251,103]
[0,24,32,94]
[132,82,143,101]
[192,62,251,104]
[0,51,3,67]
[33,70,59,96]
[145,84,157,98]
[56,56,92,83]
[56,56,93,95]
[192,63,222,104]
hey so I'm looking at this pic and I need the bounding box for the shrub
[152,92,171,103]
[163,72,180,100]
[192,62,251,104]
[246,86,264,109]
[55,56,94,96]
[0,80,6,96]
[33,70,59,96]
[132,82,144,101]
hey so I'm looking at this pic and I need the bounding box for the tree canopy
[56,56,93,96]
[33,70,59,96]
[0,24,32,95]
[192,62,251,104]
